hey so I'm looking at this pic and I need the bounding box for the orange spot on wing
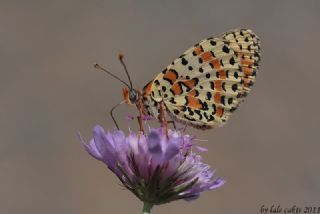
[187,96,202,109]
[214,92,221,104]
[210,58,221,69]
[171,82,183,95]
[194,47,202,55]
[201,51,213,62]
[242,59,254,66]
[242,78,251,87]
[143,81,153,96]
[183,79,198,89]
[215,80,222,91]
[238,53,254,76]
[216,106,224,117]
[219,70,227,79]
[163,70,178,83]
[243,67,252,76]
[188,89,197,97]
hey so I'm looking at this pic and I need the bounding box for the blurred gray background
[1,0,320,213]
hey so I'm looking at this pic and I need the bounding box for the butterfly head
[94,53,139,104]
[122,87,140,105]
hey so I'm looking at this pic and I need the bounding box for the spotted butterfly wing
[142,29,261,129]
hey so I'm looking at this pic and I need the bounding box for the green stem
[142,202,153,214]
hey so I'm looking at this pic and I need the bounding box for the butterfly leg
[159,101,169,137]
[167,120,177,129]
[136,99,145,134]
[110,101,125,130]
[136,116,145,134]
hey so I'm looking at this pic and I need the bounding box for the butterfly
[94,29,261,132]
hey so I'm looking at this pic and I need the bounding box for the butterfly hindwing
[144,29,261,129]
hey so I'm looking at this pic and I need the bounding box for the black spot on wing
[203,112,209,120]
[222,82,226,91]
[170,97,176,104]
[180,106,187,112]
[184,115,196,121]
[202,101,209,110]
[252,71,257,76]
[181,58,188,65]
[220,59,224,67]
[173,109,180,115]
[206,92,212,100]
[222,45,230,53]
[232,84,238,92]
[187,107,194,116]
[229,57,235,65]
[193,90,200,97]
[154,79,160,86]
[204,111,214,122]
[230,107,237,112]
[210,82,215,90]
[220,95,226,105]
[212,104,216,114]
[210,40,216,46]
[194,109,203,120]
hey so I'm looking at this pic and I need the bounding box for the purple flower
[79,126,225,205]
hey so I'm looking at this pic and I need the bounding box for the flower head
[79,126,225,205]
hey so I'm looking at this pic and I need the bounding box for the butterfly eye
[129,89,138,103]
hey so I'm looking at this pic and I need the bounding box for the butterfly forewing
[143,29,261,129]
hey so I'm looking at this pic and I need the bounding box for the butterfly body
[136,29,261,130]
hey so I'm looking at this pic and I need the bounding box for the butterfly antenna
[93,63,131,88]
[118,54,133,89]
